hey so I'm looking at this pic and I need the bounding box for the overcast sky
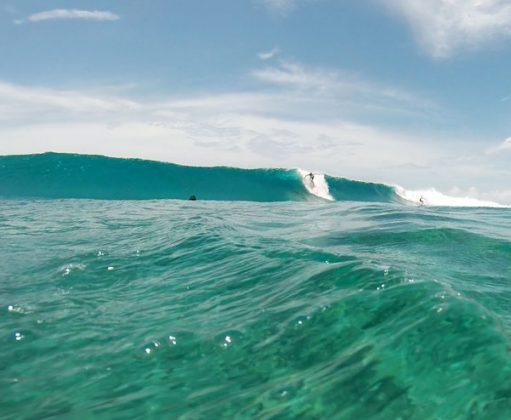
[1,0,511,202]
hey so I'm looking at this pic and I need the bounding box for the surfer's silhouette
[419,196,425,205]
[305,172,315,188]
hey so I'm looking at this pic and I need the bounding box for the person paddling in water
[305,172,315,187]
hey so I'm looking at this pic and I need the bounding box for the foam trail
[394,186,508,208]
[298,169,334,201]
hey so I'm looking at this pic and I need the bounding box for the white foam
[394,186,508,208]
[298,169,334,201]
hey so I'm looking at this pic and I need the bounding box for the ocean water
[1,154,511,419]
[0,153,398,203]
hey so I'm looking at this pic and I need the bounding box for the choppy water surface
[1,199,511,419]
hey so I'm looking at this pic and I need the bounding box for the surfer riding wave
[304,172,315,188]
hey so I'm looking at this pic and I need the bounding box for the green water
[1,199,511,419]
[0,153,398,202]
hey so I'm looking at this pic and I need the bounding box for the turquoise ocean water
[1,153,511,418]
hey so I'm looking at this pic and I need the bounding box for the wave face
[0,153,400,203]
[2,199,511,418]
[327,174,398,203]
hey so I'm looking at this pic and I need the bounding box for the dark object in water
[189,195,197,201]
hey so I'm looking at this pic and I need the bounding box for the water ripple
[1,199,510,418]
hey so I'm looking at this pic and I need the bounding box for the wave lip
[394,186,508,208]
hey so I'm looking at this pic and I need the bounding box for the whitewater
[2,153,511,419]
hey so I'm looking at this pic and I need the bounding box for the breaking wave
[0,153,506,208]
